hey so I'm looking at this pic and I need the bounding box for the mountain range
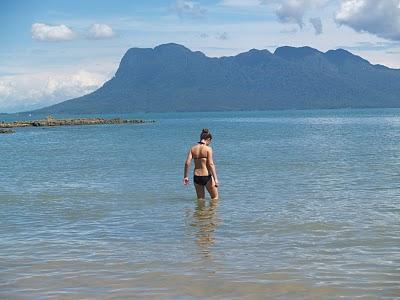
[31,43,400,114]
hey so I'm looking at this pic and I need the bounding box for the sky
[1,0,400,113]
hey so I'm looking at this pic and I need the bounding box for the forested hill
[32,43,400,113]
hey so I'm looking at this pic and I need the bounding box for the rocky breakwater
[0,116,154,129]
[0,129,15,134]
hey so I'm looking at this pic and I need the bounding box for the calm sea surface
[1,109,399,299]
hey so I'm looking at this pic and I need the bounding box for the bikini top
[193,141,208,159]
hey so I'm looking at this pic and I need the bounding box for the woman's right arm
[183,149,192,185]
[206,148,219,187]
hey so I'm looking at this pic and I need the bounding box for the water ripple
[1,109,400,299]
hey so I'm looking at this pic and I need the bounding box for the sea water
[1,109,399,299]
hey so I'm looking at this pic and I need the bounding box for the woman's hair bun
[200,128,212,140]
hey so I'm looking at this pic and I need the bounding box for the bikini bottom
[193,174,212,186]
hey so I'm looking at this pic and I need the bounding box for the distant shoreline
[0,116,155,129]
[3,106,400,116]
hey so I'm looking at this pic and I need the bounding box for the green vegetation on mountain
[33,43,400,113]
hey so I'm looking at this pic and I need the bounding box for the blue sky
[1,0,400,112]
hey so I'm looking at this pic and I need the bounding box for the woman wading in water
[184,128,219,200]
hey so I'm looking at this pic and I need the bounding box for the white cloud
[335,0,400,41]
[220,0,266,6]
[87,23,115,39]
[31,23,75,42]
[216,32,229,40]
[309,17,323,35]
[171,0,207,18]
[0,69,109,112]
[275,0,328,28]
[0,81,13,98]
[276,0,309,28]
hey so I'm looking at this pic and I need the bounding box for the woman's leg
[194,183,205,200]
[206,177,219,200]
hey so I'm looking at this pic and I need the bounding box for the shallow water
[1,109,400,299]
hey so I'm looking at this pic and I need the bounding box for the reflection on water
[188,199,220,259]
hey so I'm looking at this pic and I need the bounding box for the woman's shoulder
[190,144,211,152]
[190,143,212,150]
[189,144,199,152]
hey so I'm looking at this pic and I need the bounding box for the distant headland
[21,43,400,114]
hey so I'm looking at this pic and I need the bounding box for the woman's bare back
[191,144,210,176]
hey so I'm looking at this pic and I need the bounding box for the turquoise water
[1,109,399,299]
